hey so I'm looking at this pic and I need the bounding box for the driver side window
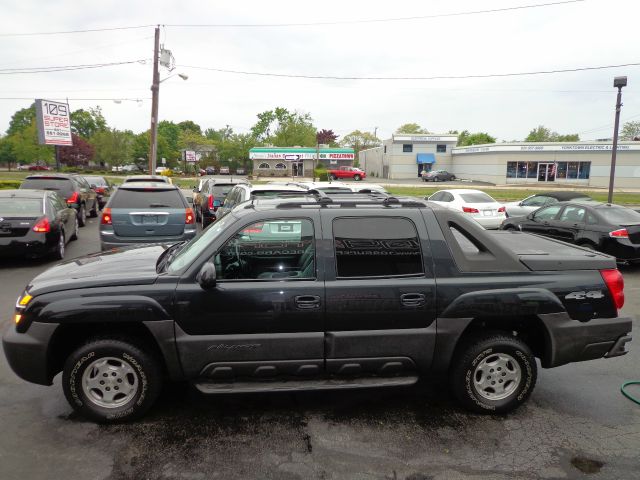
[533,205,562,220]
[214,218,315,281]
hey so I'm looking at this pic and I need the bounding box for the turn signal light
[101,207,112,225]
[14,314,22,325]
[609,228,629,238]
[19,294,32,306]
[462,206,479,213]
[32,217,50,233]
[185,208,195,224]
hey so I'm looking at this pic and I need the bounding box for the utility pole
[148,25,160,174]
[608,76,627,204]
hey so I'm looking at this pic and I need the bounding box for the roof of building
[250,147,354,153]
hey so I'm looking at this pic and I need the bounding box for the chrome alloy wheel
[81,357,139,408]
[472,353,522,401]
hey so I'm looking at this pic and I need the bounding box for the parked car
[20,174,98,227]
[283,181,353,193]
[0,189,77,260]
[500,200,640,264]
[215,183,307,223]
[99,182,196,251]
[205,166,216,175]
[340,182,389,195]
[421,170,456,182]
[27,164,51,171]
[235,167,246,175]
[427,189,505,229]
[504,191,591,218]
[194,178,250,228]
[83,175,113,209]
[155,166,170,175]
[3,194,632,422]
[123,175,171,184]
[327,166,366,181]
[219,166,230,175]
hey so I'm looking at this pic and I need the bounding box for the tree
[132,131,174,169]
[456,130,497,146]
[6,120,53,166]
[178,120,202,136]
[621,121,640,140]
[396,123,429,134]
[70,107,107,139]
[251,107,317,146]
[340,130,381,156]
[58,134,94,166]
[6,104,36,136]
[525,125,579,142]
[316,129,339,146]
[91,128,135,168]
[0,136,17,170]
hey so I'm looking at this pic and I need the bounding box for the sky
[2,0,640,142]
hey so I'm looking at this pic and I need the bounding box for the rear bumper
[100,229,197,251]
[3,321,58,385]
[471,215,506,230]
[539,312,633,368]
[0,236,54,257]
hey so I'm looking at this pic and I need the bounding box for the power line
[178,61,640,81]
[0,24,155,37]
[0,97,148,102]
[0,59,148,75]
[167,0,584,28]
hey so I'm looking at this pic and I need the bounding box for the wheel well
[454,316,547,362]
[47,322,168,382]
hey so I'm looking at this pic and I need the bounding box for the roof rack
[275,194,426,209]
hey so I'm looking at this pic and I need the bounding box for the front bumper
[539,312,633,368]
[100,228,197,251]
[3,321,59,385]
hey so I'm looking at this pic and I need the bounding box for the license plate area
[483,210,493,216]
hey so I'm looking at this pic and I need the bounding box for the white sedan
[426,189,506,229]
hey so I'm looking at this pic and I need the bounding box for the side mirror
[527,213,534,220]
[518,202,523,206]
[196,261,217,289]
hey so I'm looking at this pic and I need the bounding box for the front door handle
[295,295,321,310]
[400,293,426,308]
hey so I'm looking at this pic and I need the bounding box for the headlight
[16,292,32,308]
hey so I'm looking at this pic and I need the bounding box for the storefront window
[258,162,270,169]
[506,162,517,178]
[517,162,528,178]
[526,162,538,178]
[567,162,579,179]
[274,163,287,169]
[556,162,567,179]
[578,162,591,179]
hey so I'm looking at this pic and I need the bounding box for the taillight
[32,217,50,233]
[498,206,506,213]
[101,207,112,225]
[185,208,195,224]
[600,268,624,310]
[208,194,216,211]
[66,192,79,204]
[95,187,105,194]
[462,206,479,213]
[609,228,629,238]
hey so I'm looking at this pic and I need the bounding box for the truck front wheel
[450,333,537,414]
[329,174,337,180]
[62,338,163,423]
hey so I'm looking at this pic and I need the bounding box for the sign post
[35,99,73,171]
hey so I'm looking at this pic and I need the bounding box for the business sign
[394,135,457,143]
[453,143,640,154]
[319,153,355,160]
[284,154,301,161]
[184,151,197,163]
[35,99,72,146]
[250,151,355,160]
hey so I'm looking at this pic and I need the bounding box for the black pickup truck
[3,194,633,422]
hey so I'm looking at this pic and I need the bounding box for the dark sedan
[83,175,113,209]
[194,178,247,228]
[421,170,456,182]
[0,189,78,260]
[500,200,640,264]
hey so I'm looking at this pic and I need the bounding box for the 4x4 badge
[565,290,604,300]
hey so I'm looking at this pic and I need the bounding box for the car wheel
[451,175,456,181]
[504,225,517,231]
[354,174,362,181]
[78,204,87,227]
[53,231,65,260]
[89,201,98,218]
[434,177,440,182]
[450,333,537,414]
[329,174,337,181]
[577,241,597,251]
[70,216,79,241]
[62,338,162,423]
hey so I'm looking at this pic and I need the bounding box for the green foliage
[7,120,53,165]
[251,107,316,147]
[0,180,22,189]
[70,107,107,139]
[91,128,135,168]
[178,120,202,136]
[158,121,182,156]
[525,125,580,142]
[0,136,17,168]
[6,104,36,136]
[457,130,497,146]
[314,164,328,181]
[340,130,380,155]
[621,121,640,140]
[396,123,429,134]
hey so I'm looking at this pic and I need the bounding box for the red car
[28,165,51,171]
[327,166,366,181]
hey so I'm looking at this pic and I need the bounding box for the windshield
[110,189,184,208]
[0,198,43,216]
[20,178,73,197]
[460,193,495,203]
[600,207,640,225]
[166,213,236,273]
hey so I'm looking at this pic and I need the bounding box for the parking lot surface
[0,218,639,480]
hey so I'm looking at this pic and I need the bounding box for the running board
[193,375,419,394]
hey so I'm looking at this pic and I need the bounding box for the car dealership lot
[0,219,639,480]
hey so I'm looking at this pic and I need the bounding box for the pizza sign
[35,99,73,146]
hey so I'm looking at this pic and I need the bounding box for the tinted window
[21,178,74,197]
[429,192,444,201]
[215,219,315,280]
[522,195,551,207]
[110,189,184,209]
[212,185,236,197]
[459,193,495,203]
[0,198,43,216]
[559,206,586,222]
[333,217,423,278]
[533,205,562,220]
[598,207,640,225]
[437,144,447,153]
[50,194,67,212]
[84,176,108,186]
[402,144,413,152]
[442,192,455,202]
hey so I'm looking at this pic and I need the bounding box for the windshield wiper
[156,241,186,272]
[149,203,171,208]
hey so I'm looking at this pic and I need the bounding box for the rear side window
[84,176,108,186]
[110,189,185,209]
[599,207,640,224]
[333,217,423,278]
[0,198,43,216]
[533,205,562,220]
[21,178,74,197]
[212,185,236,197]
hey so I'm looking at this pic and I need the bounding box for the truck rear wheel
[450,333,537,414]
[62,338,162,423]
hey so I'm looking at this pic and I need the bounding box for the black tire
[89,200,98,218]
[434,177,440,182]
[52,231,65,260]
[450,333,537,414]
[577,241,597,251]
[62,338,163,423]
[69,216,79,241]
[353,174,362,181]
[504,225,517,231]
[451,175,456,181]
[329,174,337,181]
[77,204,87,227]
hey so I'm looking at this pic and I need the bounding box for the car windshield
[212,185,235,197]
[0,198,42,216]
[600,207,640,225]
[251,189,303,197]
[84,176,107,186]
[110,189,184,208]
[166,213,236,273]
[20,178,74,197]
[460,193,495,203]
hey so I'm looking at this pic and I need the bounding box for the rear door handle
[295,295,321,310]
[400,293,426,307]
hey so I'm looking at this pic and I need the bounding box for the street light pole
[607,76,627,204]
[148,25,160,175]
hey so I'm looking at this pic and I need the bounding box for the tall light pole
[607,76,627,204]
[148,25,160,175]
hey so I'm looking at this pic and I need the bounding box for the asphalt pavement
[0,219,639,480]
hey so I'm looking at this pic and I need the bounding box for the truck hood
[27,245,165,296]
